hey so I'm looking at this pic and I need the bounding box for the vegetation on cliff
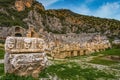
[46,9,120,38]
[0,0,120,38]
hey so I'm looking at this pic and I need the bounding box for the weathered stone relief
[4,37,47,78]
[46,33,111,59]
[6,37,15,49]
[5,37,46,53]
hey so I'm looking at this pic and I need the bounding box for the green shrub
[0,40,5,44]
[0,48,5,59]
[0,64,4,76]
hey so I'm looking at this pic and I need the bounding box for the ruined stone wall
[46,33,111,59]
[2,25,111,59]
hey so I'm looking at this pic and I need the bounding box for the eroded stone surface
[46,33,111,59]
[4,37,47,78]
[5,37,46,53]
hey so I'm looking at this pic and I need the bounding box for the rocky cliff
[15,0,34,11]
[0,0,120,39]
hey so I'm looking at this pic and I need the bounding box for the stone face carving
[24,38,32,49]
[6,37,15,49]
[5,37,46,53]
[4,37,47,78]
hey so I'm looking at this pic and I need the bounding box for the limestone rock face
[4,37,47,78]
[15,0,34,11]
[15,0,25,11]
[24,0,34,8]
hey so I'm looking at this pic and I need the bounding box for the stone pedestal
[4,37,48,78]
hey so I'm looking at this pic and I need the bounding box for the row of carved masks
[6,37,45,50]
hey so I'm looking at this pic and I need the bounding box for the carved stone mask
[37,39,44,49]
[24,39,31,49]
[7,37,15,49]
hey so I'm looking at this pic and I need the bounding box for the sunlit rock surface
[15,0,34,11]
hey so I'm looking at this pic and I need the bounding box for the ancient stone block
[4,37,47,78]
[5,37,46,53]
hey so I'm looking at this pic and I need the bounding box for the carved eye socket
[24,43,31,49]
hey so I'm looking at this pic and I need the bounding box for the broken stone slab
[4,53,47,78]
[4,37,48,78]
